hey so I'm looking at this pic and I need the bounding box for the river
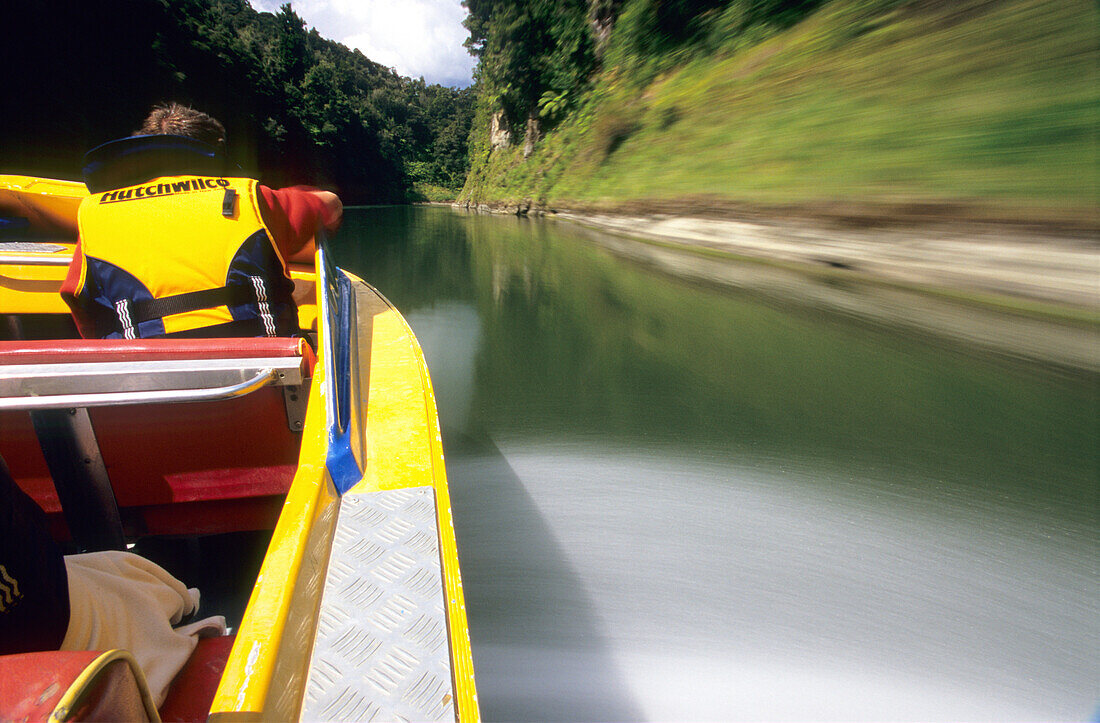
[330,206,1098,722]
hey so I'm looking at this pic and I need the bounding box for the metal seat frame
[0,342,310,552]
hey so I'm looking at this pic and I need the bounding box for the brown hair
[135,103,226,148]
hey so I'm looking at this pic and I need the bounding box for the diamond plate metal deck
[302,487,455,722]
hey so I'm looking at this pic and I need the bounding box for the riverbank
[459,1,1097,227]
[453,201,1099,372]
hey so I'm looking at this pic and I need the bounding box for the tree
[1,0,475,201]
[462,0,596,128]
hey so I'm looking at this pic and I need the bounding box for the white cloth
[60,551,226,706]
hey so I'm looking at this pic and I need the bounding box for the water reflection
[446,441,644,721]
[479,443,1094,721]
[405,302,481,432]
[333,207,1099,721]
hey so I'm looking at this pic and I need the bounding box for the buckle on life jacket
[222,188,237,217]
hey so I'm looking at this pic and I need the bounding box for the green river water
[331,205,1098,722]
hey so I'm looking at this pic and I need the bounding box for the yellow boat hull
[211,265,478,720]
[0,179,478,720]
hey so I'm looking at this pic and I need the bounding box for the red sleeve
[59,240,81,300]
[257,185,332,260]
[59,239,97,339]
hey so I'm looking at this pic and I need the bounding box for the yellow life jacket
[72,175,298,339]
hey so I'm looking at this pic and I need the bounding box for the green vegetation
[4,0,474,203]
[459,0,1099,222]
[410,182,466,203]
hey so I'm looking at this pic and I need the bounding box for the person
[61,103,342,339]
[0,453,70,655]
[1,454,225,706]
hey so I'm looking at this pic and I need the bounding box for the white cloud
[250,0,475,88]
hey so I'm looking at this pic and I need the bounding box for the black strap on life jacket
[127,285,255,324]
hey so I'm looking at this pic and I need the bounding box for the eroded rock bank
[452,200,1100,371]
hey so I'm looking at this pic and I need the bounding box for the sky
[250,0,477,89]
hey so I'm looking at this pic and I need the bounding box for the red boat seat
[0,636,236,723]
[0,650,101,721]
[0,649,157,722]
[159,635,236,722]
[0,337,315,539]
[0,337,315,366]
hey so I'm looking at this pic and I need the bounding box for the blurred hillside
[458,0,1098,228]
[0,0,474,204]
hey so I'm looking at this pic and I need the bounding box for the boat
[0,174,479,721]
